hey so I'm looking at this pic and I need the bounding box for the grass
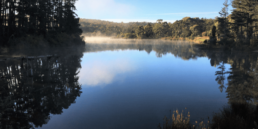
[211,103,258,129]
[161,36,209,44]
[158,109,210,129]
[194,37,209,43]
[159,103,258,129]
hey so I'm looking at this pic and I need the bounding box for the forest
[1,0,258,48]
[0,0,84,47]
[80,0,258,47]
[80,18,215,40]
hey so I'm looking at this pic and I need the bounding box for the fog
[83,36,193,44]
[84,36,136,44]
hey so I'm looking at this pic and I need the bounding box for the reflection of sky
[40,49,230,129]
[79,51,135,86]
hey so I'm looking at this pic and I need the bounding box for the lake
[0,38,257,129]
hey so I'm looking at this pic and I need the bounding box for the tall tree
[231,0,258,40]
[218,0,230,38]
[0,0,82,46]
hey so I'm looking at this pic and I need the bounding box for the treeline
[80,19,149,38]
[210,0,258,46]
[80,18,215,39]
[80,0,258,47]
[0,0,83,46]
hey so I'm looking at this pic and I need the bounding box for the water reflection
[84,42,258,105]
[79,59,134,86]
[215,62,227,92]
[0,48,83,129]
[85,40,200,59]
[1,40,258,128]
[84,41,258,128]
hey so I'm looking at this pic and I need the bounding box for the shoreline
[1,33,85,49]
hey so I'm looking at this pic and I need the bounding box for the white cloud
[78,59,134,86]
[102,19,176,23]
[151,12,218,15]
[75,0,135,17]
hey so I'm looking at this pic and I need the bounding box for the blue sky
[75,0,233,23]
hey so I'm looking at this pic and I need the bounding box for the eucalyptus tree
[144,23,154,38]
[135,25,145,38]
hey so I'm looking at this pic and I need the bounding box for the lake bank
[161,36,209,44]
[111,36,258,52]
[0,33,86,55]
[7,33,85,47]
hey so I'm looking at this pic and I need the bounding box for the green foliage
[80,18,216,39]
[190,24,202,37]
[80,19,148,36]
[0,0,83,46]
[158,109,191,129]
[136,26,145,38]
[144,23,154,38]
[229,0,258,42]
[153,22,165,37]
[120,33,137,38]
[181,29,192,37]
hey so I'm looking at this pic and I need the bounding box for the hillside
[79,18,216,39]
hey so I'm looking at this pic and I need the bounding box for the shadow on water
[0,46,84,129]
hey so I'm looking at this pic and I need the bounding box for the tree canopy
[0,0,82,46]
[80,18,215,39]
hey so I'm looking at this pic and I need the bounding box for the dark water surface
[0,40,257,129]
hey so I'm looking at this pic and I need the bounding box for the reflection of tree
[226,66,254,104]
[208,51,258,105]
[85,42,258,105]
[0,49,83,128]
[216,62,227,92]
[84,42,258,128]
[204,48,258,105]
[85,41,202,59]
[196,48,258,128]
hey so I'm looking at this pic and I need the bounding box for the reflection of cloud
[79,60,134,86]
[75,0,135,17]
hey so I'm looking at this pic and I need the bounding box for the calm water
[0,39,257,129]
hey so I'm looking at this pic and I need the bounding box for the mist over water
[84,36,136,44]
[84,36,193,44]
